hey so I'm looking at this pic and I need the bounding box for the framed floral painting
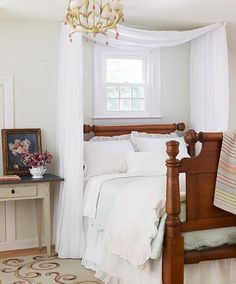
[1,129,42,175]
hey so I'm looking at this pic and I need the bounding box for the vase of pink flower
[21,151,53,179]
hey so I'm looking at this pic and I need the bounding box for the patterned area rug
[0,254,102,284]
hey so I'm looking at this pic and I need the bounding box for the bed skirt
[83,219,236,284]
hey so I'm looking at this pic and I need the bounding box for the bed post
[163,141,184,284]
[184,129,198,157]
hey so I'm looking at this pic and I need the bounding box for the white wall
[0,20,60,250]
[84,42,190,129]
[161,44,190,128]
[0,20,60,159]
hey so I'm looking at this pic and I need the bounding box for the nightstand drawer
[0,186,37,199]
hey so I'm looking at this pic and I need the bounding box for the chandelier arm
[84,5,90,27]
[78,15,90,30]
[75,10,91,31]
[96,0,103,24]
[102,14,122,32]
[93,0,107,31]
[92,0,96,28]
[85,1,94,29]
[99,0,104,14]
[77,11,101,34]
[84,8,90,26]
[84,0,89,13]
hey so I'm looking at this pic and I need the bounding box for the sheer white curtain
[93,23,222,49]
[55,24,85,258]
[190,25,229,131]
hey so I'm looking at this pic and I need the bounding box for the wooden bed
[84,123,236,284]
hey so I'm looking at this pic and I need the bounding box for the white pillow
[90,134,130,142]
[84,140,134,179]
[131,131,178,151]
[127,152,165,175]
[131,131,178,138]
[127,145,188,176]
[131,134,188,158]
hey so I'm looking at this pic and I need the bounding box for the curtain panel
[190,25,229,131]
[55,25,85,258]
[92,23,223,49]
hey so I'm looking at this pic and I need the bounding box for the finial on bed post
[184,129,198,157]
[84,124,95,134]
[176,122,185,132]
[163,141,184,284]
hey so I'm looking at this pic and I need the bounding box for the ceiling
[0,0,236,52]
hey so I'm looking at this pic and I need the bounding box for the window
[94,45,161,119]
[106,57,146,112]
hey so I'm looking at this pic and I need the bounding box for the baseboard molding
[0,239,47,251]
[0,245,55,258]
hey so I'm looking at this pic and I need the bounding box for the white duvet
[83,173,185,267]
[102,175,185,266]
[83,173,129,218]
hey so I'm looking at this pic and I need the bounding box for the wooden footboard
[181,130,236,230]
[163,130,236,284]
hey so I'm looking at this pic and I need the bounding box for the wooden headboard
[84,122,185,136]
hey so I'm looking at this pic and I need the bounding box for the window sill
[92,116,163,120]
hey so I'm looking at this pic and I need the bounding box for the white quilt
[103,176,185,266]
[83,174,129,218]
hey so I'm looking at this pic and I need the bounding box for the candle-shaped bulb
[69,0,84,9]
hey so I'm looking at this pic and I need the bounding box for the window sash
[106,98,145,112]
[103,55,148,113]
[103,82,149,112]
[93,45,161,119]
[104,55,146,85]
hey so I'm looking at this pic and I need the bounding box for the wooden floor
[0,246,55,259]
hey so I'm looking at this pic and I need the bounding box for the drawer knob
[11,189,15,194]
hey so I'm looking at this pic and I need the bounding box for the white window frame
[93,45,162,119]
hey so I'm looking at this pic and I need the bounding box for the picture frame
[1,128,42,175]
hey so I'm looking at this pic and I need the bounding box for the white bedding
[82,218,236,284]
[83,219,236,284]
[83,174,236,284]
[103,176,165,266]
[97,252,236,284]
[83,173,129,218]
[83,173,186,219]
[103,176,185,266]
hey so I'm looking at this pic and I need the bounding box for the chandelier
[65,0,124,43]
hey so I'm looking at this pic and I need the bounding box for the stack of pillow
[84,131,189,180]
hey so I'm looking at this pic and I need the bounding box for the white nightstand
[0,174,64,256]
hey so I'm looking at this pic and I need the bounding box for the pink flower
[21,151,53,168]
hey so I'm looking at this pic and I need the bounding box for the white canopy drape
[93,23,222,49]
[55,26,85,258]
[55,22,229,258]
[190,25,229,131]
